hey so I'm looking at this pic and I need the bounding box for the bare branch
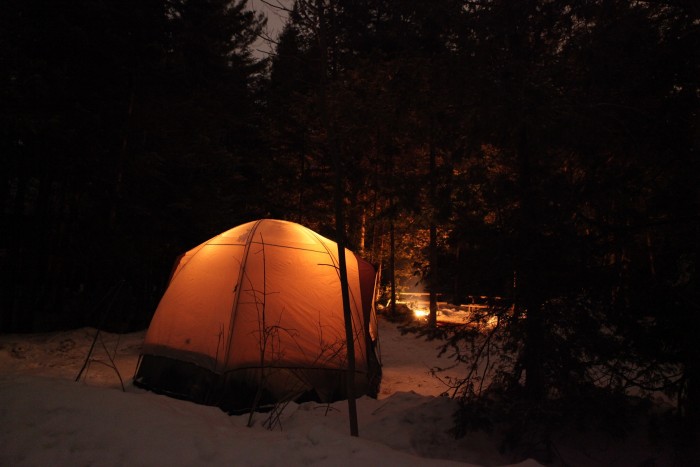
[256,0,293,14]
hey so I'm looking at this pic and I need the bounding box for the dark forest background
[2,0,699,450]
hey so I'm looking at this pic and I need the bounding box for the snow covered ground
[0,317,536,466]
[0,315,689,466]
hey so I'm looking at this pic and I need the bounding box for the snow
[0,317,543,466]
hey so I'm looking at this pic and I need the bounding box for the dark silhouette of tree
[1,0,267,332]
[441,0,699,453]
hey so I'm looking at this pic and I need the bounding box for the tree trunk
[297,151,306,224]
[315,0,359,437]
[333,154,359,437]
[428,129,438,328]
[390,220,396,317]
[109,89,134,231]
[428,223,438,327]
[683,356,700,430]
[517,127,545,401]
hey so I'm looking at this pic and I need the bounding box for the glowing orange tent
[134,219,381,412]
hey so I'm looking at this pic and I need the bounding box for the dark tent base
[134,354,381,414]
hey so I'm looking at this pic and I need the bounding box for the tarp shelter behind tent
[134,219,381,412]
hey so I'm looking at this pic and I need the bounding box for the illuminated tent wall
[134,219,381,412]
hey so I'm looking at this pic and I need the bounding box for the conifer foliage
[2,0,265,331]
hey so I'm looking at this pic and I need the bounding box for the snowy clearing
[0,316,685,466]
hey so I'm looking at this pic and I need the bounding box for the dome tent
[134,219,381,412]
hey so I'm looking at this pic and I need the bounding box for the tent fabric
[134,219,381,412]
